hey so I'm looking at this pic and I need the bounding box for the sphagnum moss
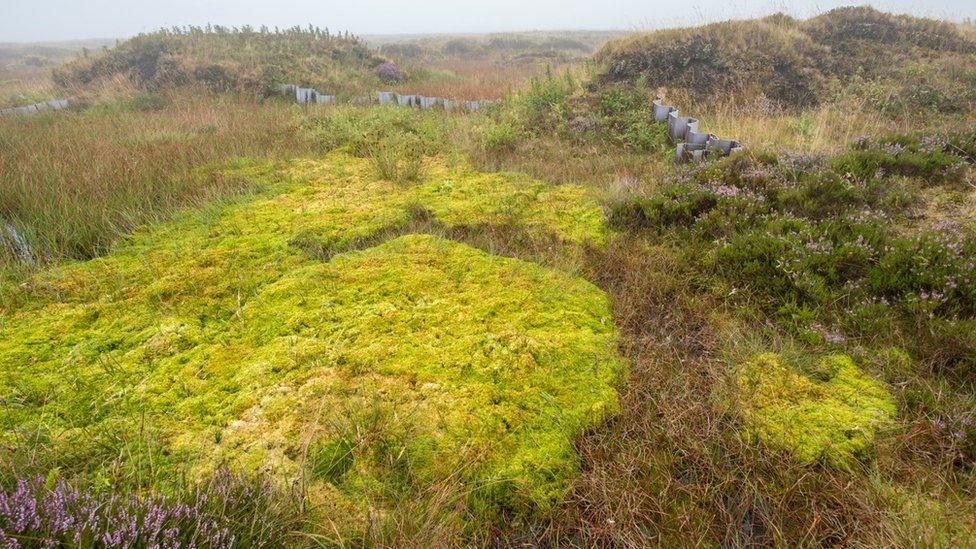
[0,151,622,535]
[736,353,896,469]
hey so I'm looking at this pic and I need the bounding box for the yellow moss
[0,152,621,532]
[736,353,896,469]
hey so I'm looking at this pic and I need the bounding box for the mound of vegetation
[611,130,976,374]
[0,152,622,540]
[737,353,896,469]
[52,26,383,96]
[595,7,976,109]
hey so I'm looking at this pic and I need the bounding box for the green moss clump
[736,354,896,469]
[0,152,621,533]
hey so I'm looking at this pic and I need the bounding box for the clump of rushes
[0,470,301,547]
[736,354,896,469]
[370,132,426,183]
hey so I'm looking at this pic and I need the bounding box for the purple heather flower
[825,333,846,344]
[376,61,405,84]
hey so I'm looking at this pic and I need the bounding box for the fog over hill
[2,0,975,42]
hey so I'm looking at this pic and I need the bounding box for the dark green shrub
[831,147,964,184]
[609,183,718,230]
[481,120,522,153]
[126,92,171,112]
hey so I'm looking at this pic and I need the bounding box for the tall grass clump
[370,132,426,183]
[0,91,311,267]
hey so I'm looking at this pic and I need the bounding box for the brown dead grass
[388,59,544,100]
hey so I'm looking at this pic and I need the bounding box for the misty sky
[2,0,975,43]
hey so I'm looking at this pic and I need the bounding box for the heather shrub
[610,131,976,371]
[0,470,303,548]
[375,61,406,84]
[609,182,718,231]
[831,141,966,184]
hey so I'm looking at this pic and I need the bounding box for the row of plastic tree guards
[654,98,743,163]
[279,84,492,112]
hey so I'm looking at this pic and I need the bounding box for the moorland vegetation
[2,6,976,546]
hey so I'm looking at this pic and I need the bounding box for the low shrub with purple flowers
[375,61,406,84]
[610,130,976,374]
[0,470,303,548]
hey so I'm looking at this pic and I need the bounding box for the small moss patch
[736,354,896,469]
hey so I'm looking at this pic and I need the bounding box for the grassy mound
[0,152,621,536]
[736,354,896,469]
[595,7,976,109]
[52,27,382,96]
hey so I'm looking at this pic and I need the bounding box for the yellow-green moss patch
[736,354,896,469]
[0,152,621,532]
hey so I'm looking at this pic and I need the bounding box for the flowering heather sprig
[852,135,871,149]
[882,143,905,156]
[781,151,823,174]
[0,470,287,548]
[930,414,975,444]
[919,133,949,154]
[804,237,833,254]
[714,185,741,198]
[375,61,405,84]
[700,180,766,203]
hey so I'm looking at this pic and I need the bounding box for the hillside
[52,26,384,96]
[596,7,976,110]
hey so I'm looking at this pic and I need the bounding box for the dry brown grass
[660,89,976,154]
[390,59,559,100]
[464,135,666,188]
